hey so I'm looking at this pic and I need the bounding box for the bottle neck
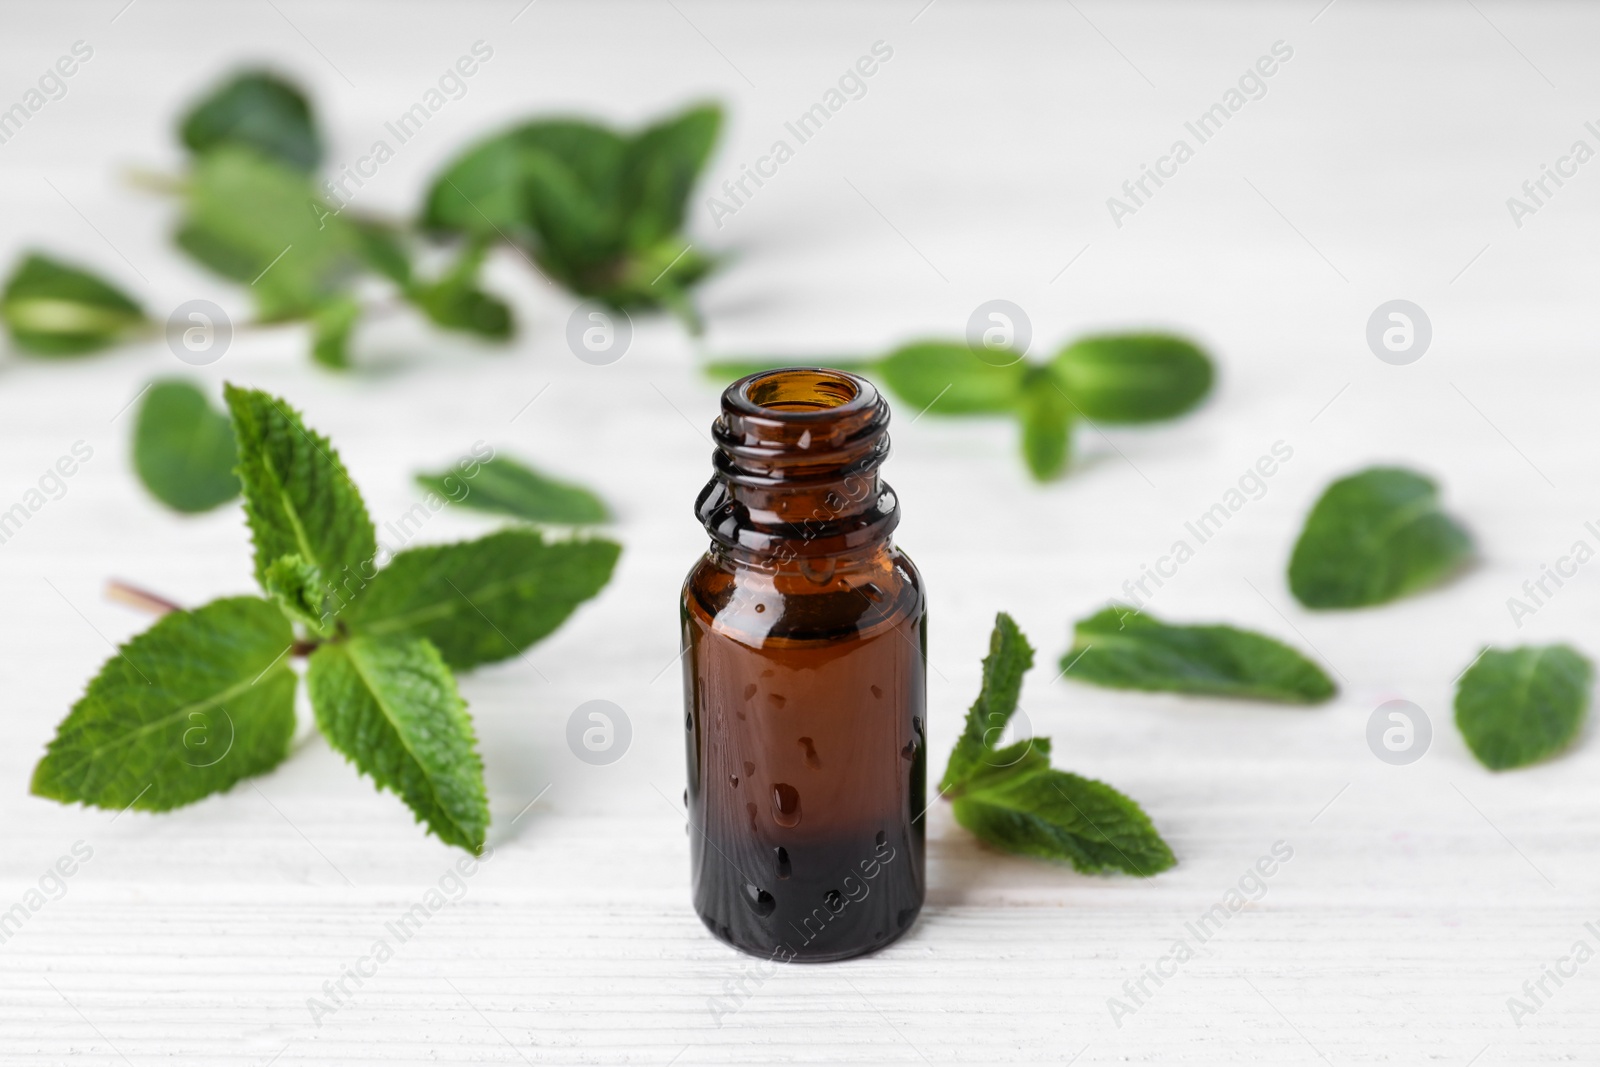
[696,368,899,569]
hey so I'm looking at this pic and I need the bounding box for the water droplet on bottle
[901,740,915,761]
[682,788,688,807]
[798,557,836,585]
[771,783,801,828]
[824,889,844,912]
[743,760,755,776]
[797,736,822,769]
[747,801,759,833]
[774,846,791,879]
[685,711,693,730]
[873,930,884,941]
[730,774,740,788]
[875,830,886,848]
[870,685,883,699]
[768,693,787,710]
[913,716,924,738]
[896,907,915,930]
[743,883,776,917]
[743,684,758,701]
[754,603,766,613]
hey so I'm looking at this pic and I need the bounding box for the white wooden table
[3,1,1599,1062]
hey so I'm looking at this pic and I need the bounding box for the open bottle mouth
[728,367,879,421]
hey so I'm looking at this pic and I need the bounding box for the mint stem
[106,579,319,655]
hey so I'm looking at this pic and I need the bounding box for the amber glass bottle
[681,368,927,963]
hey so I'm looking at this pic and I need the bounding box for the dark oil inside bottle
[681,368,927,963]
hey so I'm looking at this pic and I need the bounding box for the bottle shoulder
[682,544,923,647]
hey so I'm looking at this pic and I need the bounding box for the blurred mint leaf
[31,596,296,812]
[405,239,512,341]
[1018,368,1073,481]
[132,379,240,513]
[1064,606,1335,704]
[179,70,321,172]
[940,612,1033,793]
[952,767,1176,876]
[310,295,361,369]
[307,634,488,852]
[176,148,362,320]
[224,384,377,607]
[876,342,1027,414]
[351,220,413,285]
[1050,334,1213,423]
[2,252,147,356]
[344,528,619,670]
[1288,466,1472,609]
[418,455,608,525]
[422,104,721,319]
[1454,644,1592,770]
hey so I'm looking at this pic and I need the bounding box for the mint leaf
[224,384,377,604]
[2,252,147,356]
[406,239,513,341]
[1064,606,1336,704]
[940,612,1033,793]
[1018,368,1074,481]
[132,379,241,513]
[1454,644,1593,770]
[307,635,488,851]
[617,103,721,248]
[953,767,1176,876]
[176,148,361,320]
[179,70,321,172]
[418,455,609,525]
[876,342,1027,415]
[310,295,361,369]
[1289,466,1472,609]
[31,596,297,811]
[344,529,619,670]
[1050,334,1213,423]
[262,553,333,636]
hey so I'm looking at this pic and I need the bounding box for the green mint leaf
[1018,368,1074,481]
[1064,606,1336,704]
[179,70,321,172]
[1050,334,1213,423]
[224,384,377,606]
[176,148,360,320]
[1288,466,1472,609]
[351,220,413,286]
[940,612,1034,793]
[132,379,241,513]
[31,596,297,812]
[422,120,626,242]
[617,103,722,249]
[406,238,513,341]
[307,634,488,852]
[1454,644,1593,770]
[953,767,1175,876]
[417,455,609,525]
[262,553,334,636]
[876,342,1028,415]
[344,528,619,671]
[2,252,147,356]
[310,295,361,369]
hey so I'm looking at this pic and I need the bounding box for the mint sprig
[32,386,619,852]
[3,69,723,365]
[706,333,1213,482]
[941,614,1176,876]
